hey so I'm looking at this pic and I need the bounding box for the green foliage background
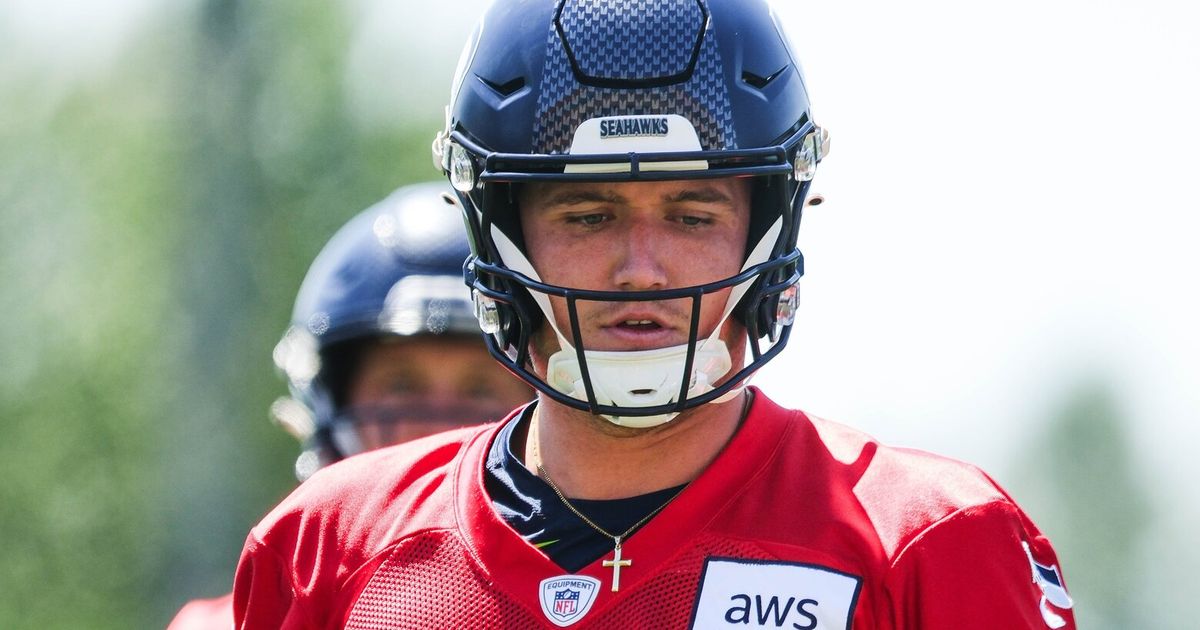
[0,2,440,626]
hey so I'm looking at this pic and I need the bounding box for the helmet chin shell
[548,340,734,428]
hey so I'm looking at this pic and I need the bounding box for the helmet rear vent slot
[742,65,787,90]
[479,76,526,97]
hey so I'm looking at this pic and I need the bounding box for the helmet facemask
[458,172,810,426]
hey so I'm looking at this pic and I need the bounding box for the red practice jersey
[234,390,1075,629]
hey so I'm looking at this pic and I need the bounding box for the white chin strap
[489,215,781,428]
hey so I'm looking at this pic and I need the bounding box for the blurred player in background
[167,182,531,628]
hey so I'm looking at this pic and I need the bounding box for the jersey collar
[452,387,798,613]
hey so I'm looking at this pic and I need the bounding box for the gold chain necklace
[536,463,686,592]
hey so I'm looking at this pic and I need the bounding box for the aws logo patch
[689,558,862,630]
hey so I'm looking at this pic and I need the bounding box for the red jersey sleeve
[882,499,1076,629]
[228,426,483,629]
[232,533,309,629]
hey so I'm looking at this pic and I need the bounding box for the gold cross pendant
[602,537,632,592]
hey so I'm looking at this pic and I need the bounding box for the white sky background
[0,0,160,83]
[765,0,1200,498]
[7,0,1197,517]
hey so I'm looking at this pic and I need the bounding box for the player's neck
[523,390,749,500]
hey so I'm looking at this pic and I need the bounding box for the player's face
[518,178,751,362]
[343,336,531,450]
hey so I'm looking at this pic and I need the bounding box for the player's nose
[612,219,669,291]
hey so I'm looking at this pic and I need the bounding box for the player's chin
[581,411,667,438]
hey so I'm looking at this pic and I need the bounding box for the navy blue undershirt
[484,405,687,572]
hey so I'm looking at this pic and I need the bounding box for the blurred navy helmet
[433,0,828,426]
[271,181,477,479]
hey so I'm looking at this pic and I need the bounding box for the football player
[168,182,531,629]
[234,2,1076,628]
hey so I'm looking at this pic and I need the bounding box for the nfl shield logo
[554,589,580,616]
[539,575,600,627]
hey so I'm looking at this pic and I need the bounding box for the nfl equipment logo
[539,575,600,627]
[554,589,580,616]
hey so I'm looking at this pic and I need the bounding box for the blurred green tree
[0,21,186,629]
[0,1,441,626]
[1008,381,1152,629]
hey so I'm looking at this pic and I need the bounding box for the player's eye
[674,214,712,227]
[567,213,608,226]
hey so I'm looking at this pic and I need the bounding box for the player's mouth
[595,312,682,350]
[617,319,661,331]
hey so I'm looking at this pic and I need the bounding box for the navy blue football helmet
[433,0,828,425]
[272,182,480,479]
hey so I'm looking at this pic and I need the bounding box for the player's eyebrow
[663,187,736,206]
[531,184,737,210]
[537,189,626,208]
